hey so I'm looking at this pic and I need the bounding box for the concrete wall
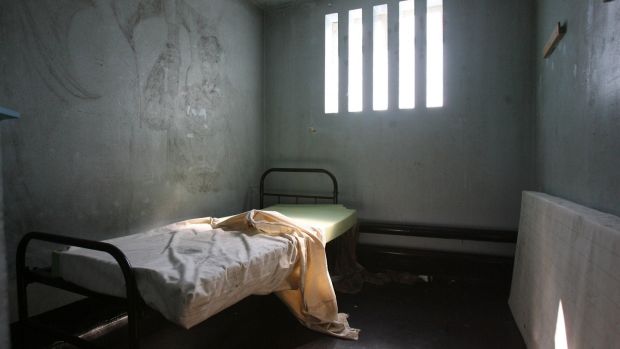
[0,132,9,349]
[0,0,263,317]
[264,0,535,231]
[535,0,620,217]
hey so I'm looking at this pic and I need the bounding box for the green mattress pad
[263,204,357,242]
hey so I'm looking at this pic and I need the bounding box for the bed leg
[127,311,140,349]
[329,223,364,294]
[126,281,141,348]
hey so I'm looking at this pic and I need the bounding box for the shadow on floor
[13,274,524,349]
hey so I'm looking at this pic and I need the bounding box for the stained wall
[0,0,263,316]
[264,0,535,233]
[535,0,620,216]
[0,131,8,348]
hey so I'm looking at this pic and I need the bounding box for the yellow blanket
[211,210,360,340]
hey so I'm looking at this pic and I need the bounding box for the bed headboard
[259,168,339,208]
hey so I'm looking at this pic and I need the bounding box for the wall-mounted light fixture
[0,106,20,121]
[603,0,616,3]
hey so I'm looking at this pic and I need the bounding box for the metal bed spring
[259,168,339,208]
[17,232,142,349]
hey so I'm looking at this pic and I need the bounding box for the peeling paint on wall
[112,0,225,130]
[111,0,231,193]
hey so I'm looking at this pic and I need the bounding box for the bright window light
[325,13,339,114]
[426,0,443,108]
[348,9,363,112]
[399,0,415,109]
[373,4,388,111]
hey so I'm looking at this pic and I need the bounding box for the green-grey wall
[0,0,263,316]
[535,1,620,216]
[265,0,535,231]
[0,131,9,348]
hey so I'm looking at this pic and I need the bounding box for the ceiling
[251,0,306,9]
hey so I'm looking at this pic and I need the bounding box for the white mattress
[509,192,620,348]
[54,218,298,329]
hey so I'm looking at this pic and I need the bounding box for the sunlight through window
[399,0,415,109]
[325,13,339,114]
[426,0,443,108]
[555,301,568,349]
[373,4,389,111]
[348,9,363,112]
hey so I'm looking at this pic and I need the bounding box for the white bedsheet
[55,210,359,339]
[56,218,297,329]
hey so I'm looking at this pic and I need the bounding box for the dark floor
[13,271,525,349]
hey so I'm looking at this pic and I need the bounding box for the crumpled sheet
[56,209,359,339]
[211,210,360,340]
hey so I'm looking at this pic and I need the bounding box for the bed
[16,168,360,349]
[259,168,356,243]
[260,168,362,292]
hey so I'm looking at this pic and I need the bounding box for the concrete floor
[14,274,525,349]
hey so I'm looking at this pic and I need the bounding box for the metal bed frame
[260,168,362,293]
[259,168,339,208]
[17,232,142,349]
[16,168,341,349]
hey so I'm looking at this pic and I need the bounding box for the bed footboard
[16,232,142,349]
